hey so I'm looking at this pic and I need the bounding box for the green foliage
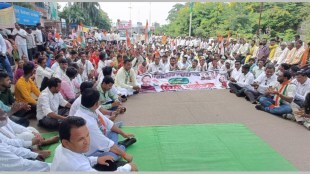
[158,2,310,42]
[58,2,111,30]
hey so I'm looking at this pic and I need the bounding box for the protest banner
[137,70,228,93]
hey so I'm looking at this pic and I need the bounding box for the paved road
[117,89,310,171]
[30,89,310,170]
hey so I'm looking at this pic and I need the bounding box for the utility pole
[257,2,264,38]
[189,2,193,37]
[149,2,151,26]
[129,2,132,38]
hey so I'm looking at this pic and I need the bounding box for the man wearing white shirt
[187,59,199,71]
[147,55,164,74]
[237,39,249,63]
[0,110,50,171]
[160,54,170,72]
[53,58,68,79]
[256,71,296,116]
[228,64,254,97]
[244,65,277,104]
[51,116,137,172]
[36,57,53,90]
[12,23,28,60]
[294,71,310,107]
[77,52,95,81]
[75,89,135,162]
[37,78,71,130]
[252,60,265,79]
[34,23,44,52]
[69,81,95,116]
[197,57,208,72]
[0,33,13,80]
[178,56,191,70]
[274,43,289,67]
[229,61,242,81]
[51,54,63,72]
[208,59,220,71]
[25,28,37,61]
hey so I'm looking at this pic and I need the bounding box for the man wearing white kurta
[75,88,134,162]
[115,59,141,96]
[244,66,278,104]
[35,57,53,88]
[294,71,310,107]
[0,111,50,171]
[77,52,95,81]
[12,23,28,60]
[228,64,254,96]
[51,116,136,172]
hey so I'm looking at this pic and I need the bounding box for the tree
[58,2,111,30]
[166,3,185,22]
[162,2,310,41]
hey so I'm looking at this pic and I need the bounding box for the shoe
[118,138,137,148]
[284,113,296,121]
[297,121,304,125]
[229,89,235,93]
[245,96,250,101]
[133,91,139,95]
[115,160,128,167]
[303,122,310,130]
[236,92,244,97]
[255,105,264,111]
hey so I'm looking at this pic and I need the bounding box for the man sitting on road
[255,71,296,116]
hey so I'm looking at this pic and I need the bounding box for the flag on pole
[190,2,194,13]
[126,30,131,48]
[55,32,60,40]
[145,20,149,43]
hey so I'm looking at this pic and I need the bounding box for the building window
[35,2,45,8]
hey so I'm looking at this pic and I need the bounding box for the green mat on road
[41,124,296,171]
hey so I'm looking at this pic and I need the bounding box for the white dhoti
[16,127,39,142]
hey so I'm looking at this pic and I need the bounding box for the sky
[58,2,184,26]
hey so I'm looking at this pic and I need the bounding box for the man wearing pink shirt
[60,67,78,103]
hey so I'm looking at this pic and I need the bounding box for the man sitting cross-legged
[244,65,278,104]
[51,116,138,172]
[228,64,254,97]
[0,110,50,171]
[98,76,126,113]
[69,81,119,121]
[115,59,140,96]
[36,77,71,130]
[0,104,58,151]
[255,71,296,116]
[14,62,40,118]
[75,88,136,162]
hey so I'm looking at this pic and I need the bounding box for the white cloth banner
[137,70,229,93]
